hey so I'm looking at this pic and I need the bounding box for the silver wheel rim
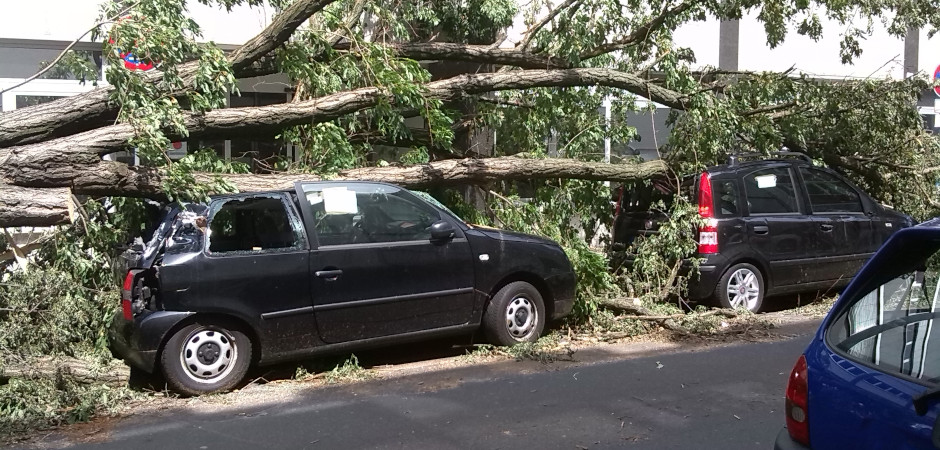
[726,268,760,310]
[179,328,237,384]
[505,296,538,341]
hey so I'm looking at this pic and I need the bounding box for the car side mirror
[429,220,456,242]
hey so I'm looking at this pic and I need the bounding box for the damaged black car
[109,181,577,395]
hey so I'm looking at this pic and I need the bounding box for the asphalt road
[45,330,814,450]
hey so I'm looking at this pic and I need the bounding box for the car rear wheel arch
[157,313,261,371]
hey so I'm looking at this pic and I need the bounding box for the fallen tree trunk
[0,157,668,227]
[595,297,742,335]
[0,184,73,227]
[2,68,687,175]
[0,356,129,388]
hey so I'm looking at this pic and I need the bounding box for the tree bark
[0,356,129,387]
[0,157,667,227]
[1,67,688,179]
[0,184,73,227]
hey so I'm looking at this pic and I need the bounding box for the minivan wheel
[161,321,252,396]
[716,263,764,312]
[483,281,546,345]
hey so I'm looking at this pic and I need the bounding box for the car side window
[800,168,864,213]
[828,253,940,383]
[303,184,441,246]
[716,180,739,217]
[743,167,798,215]
[207,195,304,254]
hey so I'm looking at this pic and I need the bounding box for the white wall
[0,0,272,46]
[737,11,904,79]
[673,17,721,69]
[919,29,940,77]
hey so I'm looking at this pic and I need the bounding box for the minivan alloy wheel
[727,267,760,310]
[715,262,765,312]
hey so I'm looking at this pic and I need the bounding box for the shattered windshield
[410,190,466,224]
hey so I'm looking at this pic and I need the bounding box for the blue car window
[829,254,940,384]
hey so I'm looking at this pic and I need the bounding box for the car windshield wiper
[914,386,940,416]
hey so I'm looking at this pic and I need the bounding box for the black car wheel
[161,321,251,396]
[715,263,764,312]
[483,281,546,345]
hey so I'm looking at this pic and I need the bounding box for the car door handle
[820,224,834,232]
[315,269,343,280]
[752,225,769,234]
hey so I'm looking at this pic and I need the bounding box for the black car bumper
[546,271,577,320]
[774,428,810,450]
[108,309,194,374]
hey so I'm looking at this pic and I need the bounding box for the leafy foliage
[0,373,137,437]
[625,196,704,303]
[324,354,374,384]
[438,178,619,322]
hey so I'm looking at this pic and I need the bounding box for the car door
[186,193,315,351]
[810,252,940,448]
[296,182,476,344]
[799,167,874,283]
[741,166,817,288]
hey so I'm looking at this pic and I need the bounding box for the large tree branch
[0,157,667,227]
[518,0,581,51]
[580,2,694,60]
[0,0,338,148]
[229,0,337,73]
[342,42,570,69]
[2,67,689,184]
[0,183,73,227]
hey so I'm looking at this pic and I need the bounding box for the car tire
[715,263,765,312]
[483,281,546,345]
[161,321,252,396]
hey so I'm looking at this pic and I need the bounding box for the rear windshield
[828,239,940,386]
[618,178,692,212]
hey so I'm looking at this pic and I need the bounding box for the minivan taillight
[785,354,810,446]
[121,271,135,320]
[697,172,718,254]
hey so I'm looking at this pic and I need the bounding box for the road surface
[35,324,817,450]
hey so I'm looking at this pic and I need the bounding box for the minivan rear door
[741,166,817,287]
[810,231,940,448]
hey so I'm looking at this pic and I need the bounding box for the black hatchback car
[613,153,912,312]
[110,181,576,395]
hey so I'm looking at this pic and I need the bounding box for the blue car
[776,220,940,449]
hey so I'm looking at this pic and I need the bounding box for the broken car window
[207,195,302,253]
